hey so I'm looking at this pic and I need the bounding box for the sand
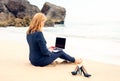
[0,39,120,81]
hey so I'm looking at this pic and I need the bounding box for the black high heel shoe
[80,66,91,77]
[71,66,81,75]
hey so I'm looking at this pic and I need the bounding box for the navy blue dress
[26,31,75,66]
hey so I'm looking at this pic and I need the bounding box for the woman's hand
[48,46,56,52]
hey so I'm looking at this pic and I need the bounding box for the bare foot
[75,58,82,64]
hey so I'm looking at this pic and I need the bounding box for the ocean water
[44,22,120,41]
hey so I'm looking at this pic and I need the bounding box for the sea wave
[44,23,120,42]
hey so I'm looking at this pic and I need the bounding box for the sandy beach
[0,31,120,81]
[1,0,120,80]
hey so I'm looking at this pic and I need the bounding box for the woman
[26,13,82,66]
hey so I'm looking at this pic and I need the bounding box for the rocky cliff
[0,0,66,27]
[0,0,40,27]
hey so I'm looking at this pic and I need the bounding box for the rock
[5,0,40,18]
[41,2,66,25]
[0,1,66,27]
[0,0,40,27]
[44,19,54,27]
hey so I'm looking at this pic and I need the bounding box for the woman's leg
[51,50,75,62]
[42,50,75,66]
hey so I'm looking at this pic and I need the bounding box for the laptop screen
[55,37,66,49]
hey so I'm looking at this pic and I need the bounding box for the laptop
[53,37,66,51]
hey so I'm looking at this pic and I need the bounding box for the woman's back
[26,31,52,65]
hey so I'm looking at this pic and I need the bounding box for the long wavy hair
[27,13,47,34]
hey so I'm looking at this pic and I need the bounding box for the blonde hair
[27,13,47,34]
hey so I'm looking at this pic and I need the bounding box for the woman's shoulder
[27,31,44,41]
[27,31,43,37]
[35,31,43,36]
[34,31,44,38]
[28,31,42,35]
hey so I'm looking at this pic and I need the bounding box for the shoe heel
[71,71,77,75]
[80,66,91,77]
[71,66,79,75]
